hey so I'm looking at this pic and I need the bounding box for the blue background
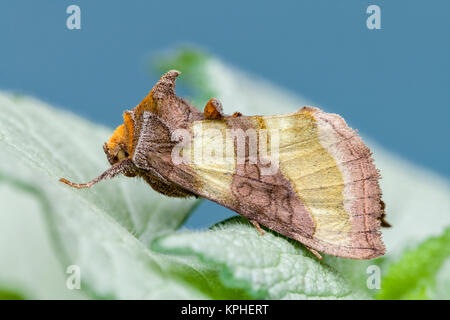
[1,1,448,227]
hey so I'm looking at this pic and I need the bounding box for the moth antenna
[59,159,133,189]
[151,70,181,99]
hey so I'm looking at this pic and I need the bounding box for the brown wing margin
[309,108,385,259]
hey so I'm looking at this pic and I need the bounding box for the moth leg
[305,246,323,260]
[203,98,224,120]
[251,220,265,236]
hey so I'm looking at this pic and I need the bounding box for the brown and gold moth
[60,70,389,260]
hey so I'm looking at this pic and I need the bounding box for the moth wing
[133,109,385,259]
[260,107,385,259]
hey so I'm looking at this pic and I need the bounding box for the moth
[60,70,389,260]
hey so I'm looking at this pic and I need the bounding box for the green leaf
[377,228,450,300]
[2,47,449,300]
[431,258,450,299]
[151,47,450,299]
[153,217,369,299]
[0,93,249,299]
[0,288,26,300]
[0,180,86,299]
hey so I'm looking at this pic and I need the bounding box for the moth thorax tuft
[107,124,126,150]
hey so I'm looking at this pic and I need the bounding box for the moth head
[59,70,182,189]
[59,112,137,189]
[104,111,136,164]
[104,124,130,165]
